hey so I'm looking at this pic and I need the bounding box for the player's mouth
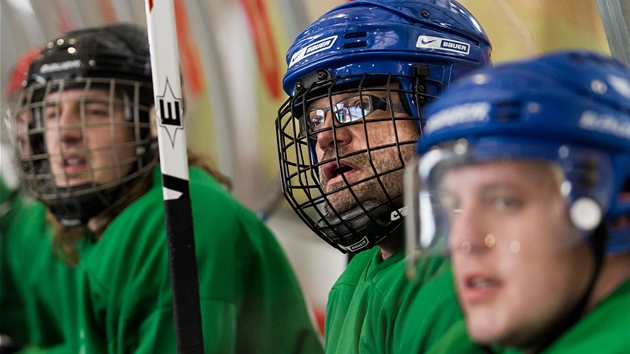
[61,155,89,175]
[459,274,502,304]
[323,160,360,187]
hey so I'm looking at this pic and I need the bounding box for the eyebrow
[44,97,111,105]
[440,179,527,196]
[480,182,517,192]
[475,181,534,201]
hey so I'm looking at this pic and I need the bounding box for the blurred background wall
[0,0,614,333]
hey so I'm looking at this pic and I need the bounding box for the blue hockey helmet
[407,50,630,267]
[276,0,492,253]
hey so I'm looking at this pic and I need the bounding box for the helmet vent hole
[344,32,367,39]
[343,42,368,49]
[343,32,368,48]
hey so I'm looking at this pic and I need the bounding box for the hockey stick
[144,1,205,353]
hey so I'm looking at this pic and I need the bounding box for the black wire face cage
[277,71,441,252]
[9,77,157,225]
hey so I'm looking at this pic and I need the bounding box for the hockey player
[275,0,491,352]
[4,23,323,353]
[406,50,630,352]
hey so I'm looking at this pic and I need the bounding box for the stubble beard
[319,144,416,216]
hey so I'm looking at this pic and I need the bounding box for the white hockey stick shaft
[145,1,205,352]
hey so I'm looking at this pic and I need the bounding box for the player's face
[441,160,593,349]
[312,86,420,215]
[44,88,136,188]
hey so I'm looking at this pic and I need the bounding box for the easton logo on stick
[157,78,184,147]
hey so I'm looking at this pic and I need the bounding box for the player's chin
[51,171,86,187]
[321,180,348,195]
[324,191,360,216]
[54,179,89,188]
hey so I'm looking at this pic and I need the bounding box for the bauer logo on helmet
[39,60,82,74]
[289,35,338,68]
[425,102,491,134]
[416,36,470,55]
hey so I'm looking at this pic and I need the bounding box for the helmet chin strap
[46,183,118,227]
[529,222,608,353]
[319,195,406,253]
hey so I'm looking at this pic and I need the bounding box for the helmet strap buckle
[296,69,332,92]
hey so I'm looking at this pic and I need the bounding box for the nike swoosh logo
[420,38,438,45]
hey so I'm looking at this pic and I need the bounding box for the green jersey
[419,274,630,354]
[0,177,21,231]
[324,247,447,354]
[500,277,630,354]
[545,277,630,353]
[397,268,488,354]
[77,167,323,353]
[3,167,323,353]
[2,199,81,353]
[1,179,48,350]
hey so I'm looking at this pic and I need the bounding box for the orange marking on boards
[98,0,118,23]
[174,0,204,95]
[52,0,74,32]
[240,0,282,99]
